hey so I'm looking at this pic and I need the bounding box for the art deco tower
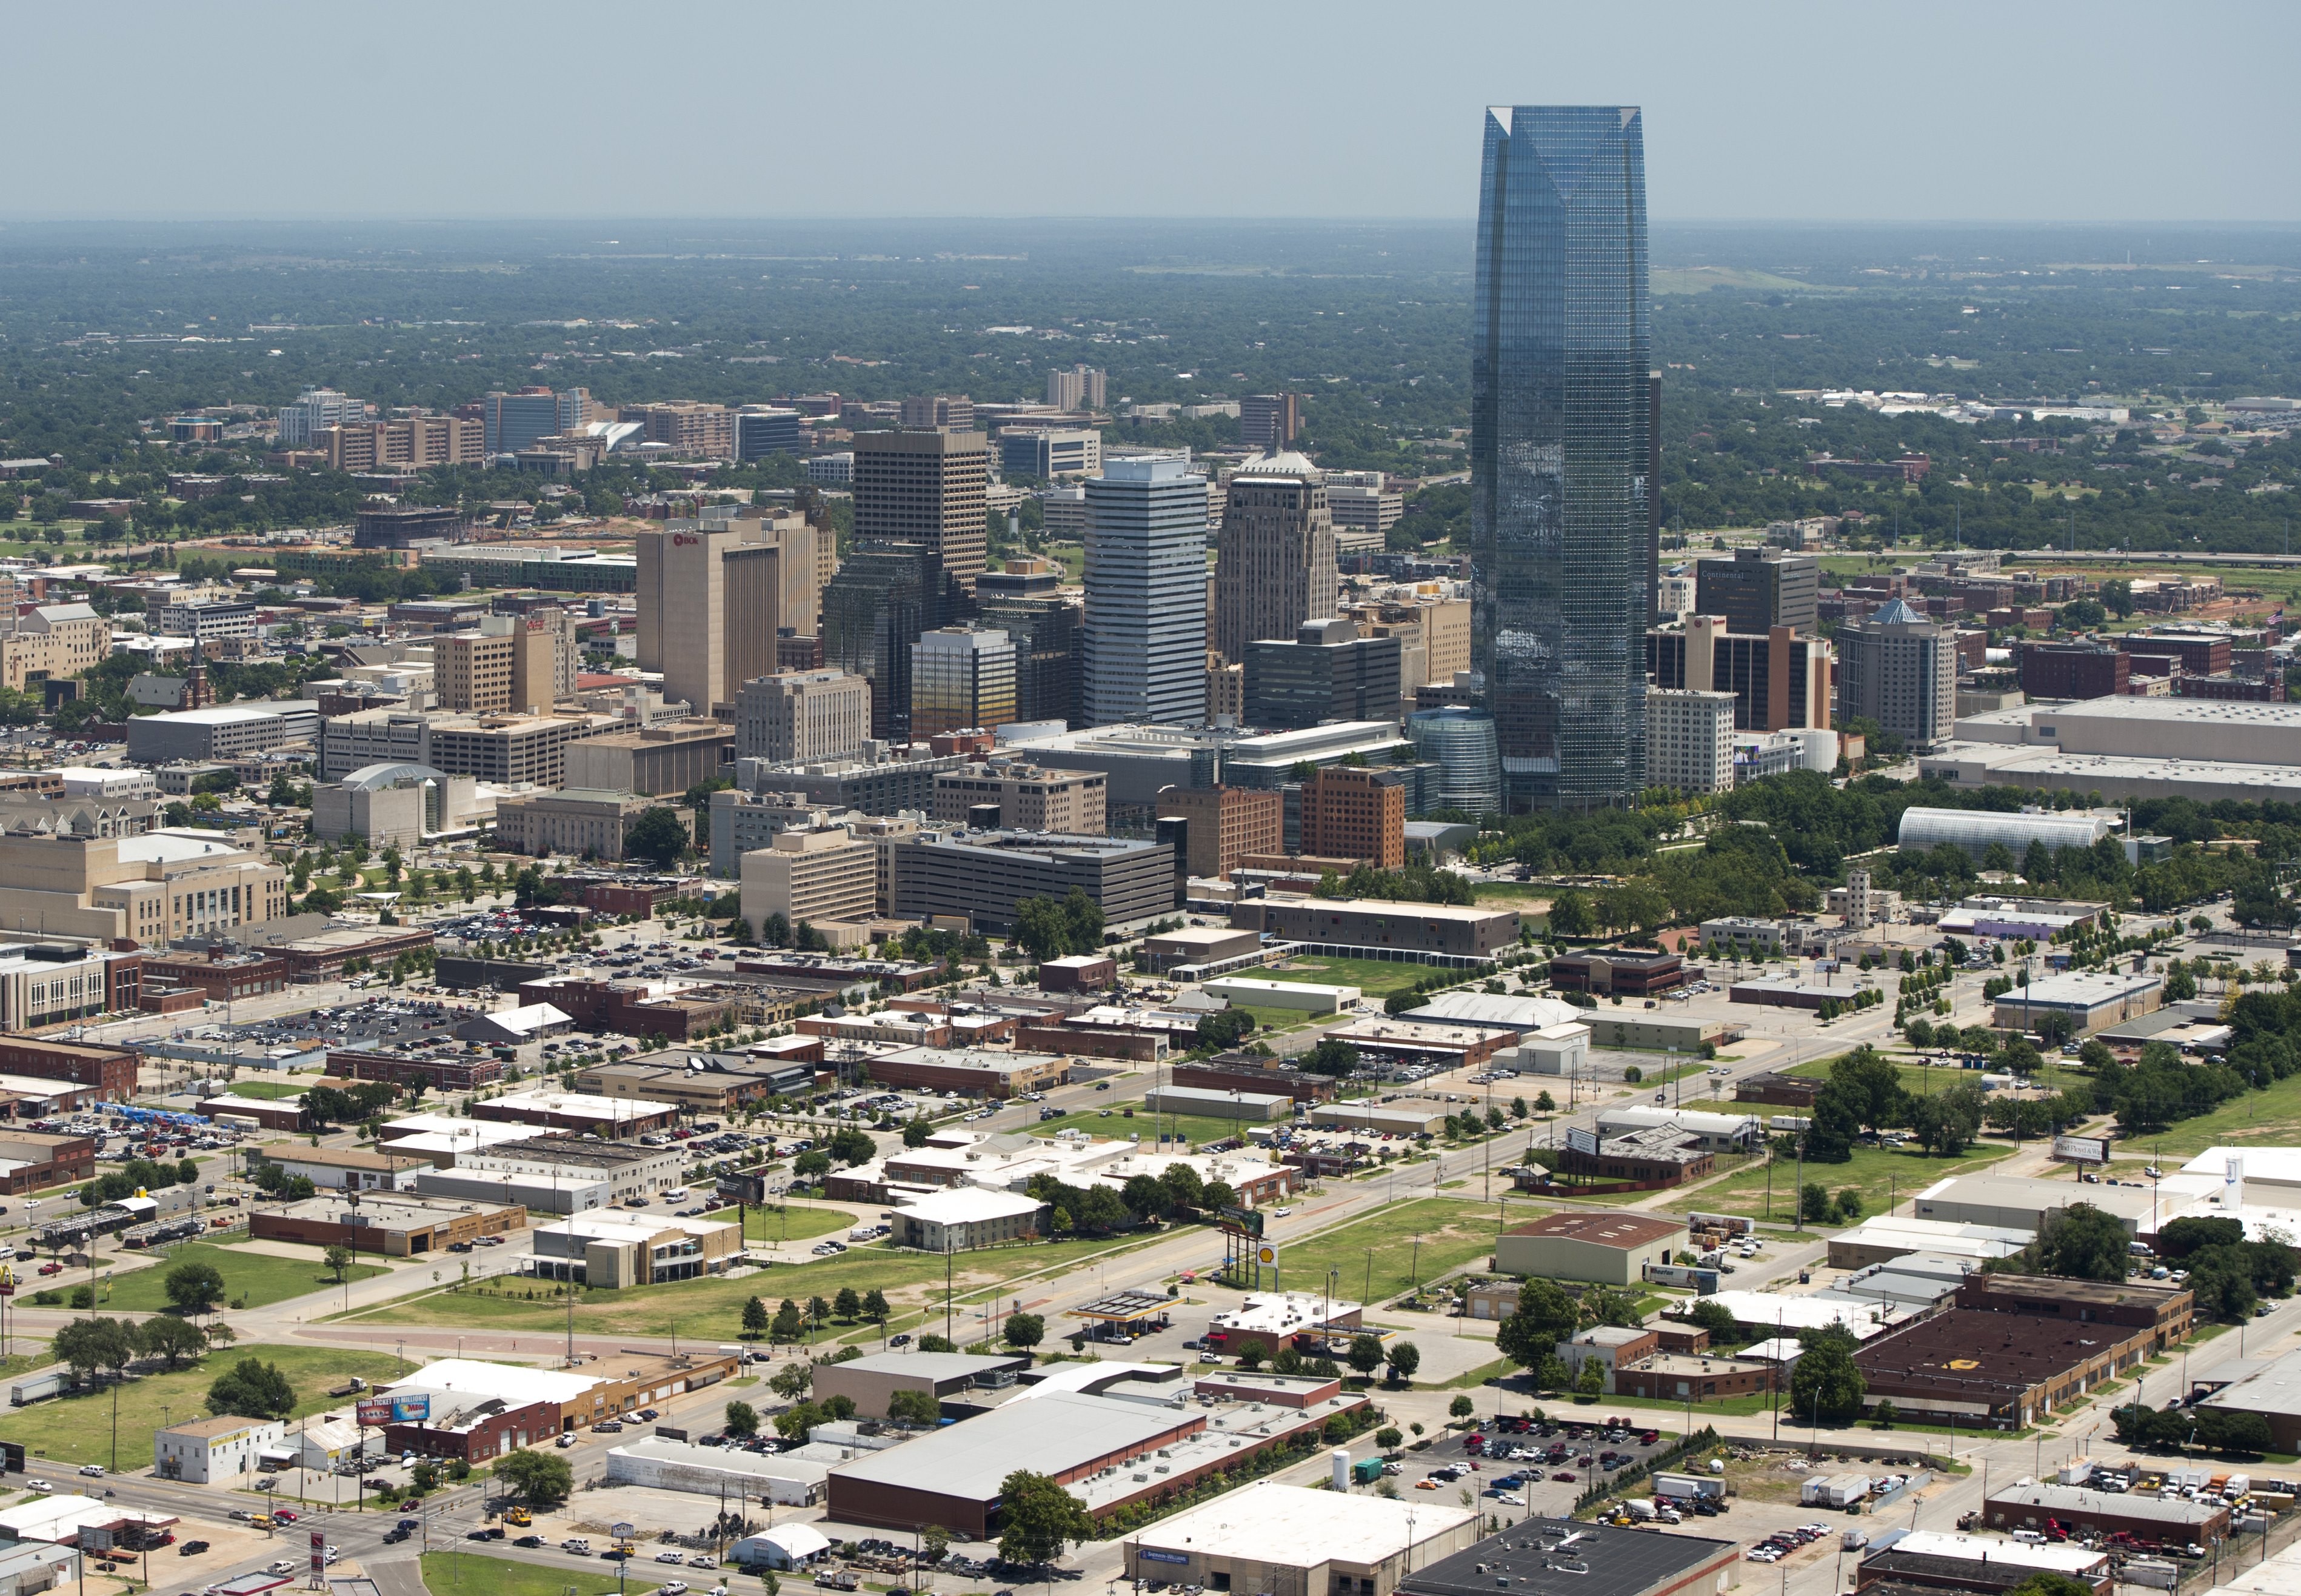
[1470,105,1652,809]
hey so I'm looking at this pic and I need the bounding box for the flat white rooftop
[1134,1479,1476,1566]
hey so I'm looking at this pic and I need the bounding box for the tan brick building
[853,428,990,592]
[319,415,484,471]
[1298,766,1404,869]
[932,764,1106,833]
[1156,786,1282,878]
[621,402,735,458]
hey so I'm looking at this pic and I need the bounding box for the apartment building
[739,826,878,930]
[1646,687,1738,796]
[1046,365,1107,410]
[932,764,1106,833]
[1298,766,1405,870]
[1155,786,1283,879]
[276,387,366,446]
[735,670,871,765]
[321,415,484,472]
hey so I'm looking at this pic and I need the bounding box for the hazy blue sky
[12,2,2296,222]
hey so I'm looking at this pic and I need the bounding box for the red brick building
[1298,766,1404,870]
[0,1038,138,1098]
[324,1049,504,1092]
[380,1396,559,1464]
[140,949,292,1004]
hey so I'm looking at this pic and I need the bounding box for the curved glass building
[1897,806,2116,863]
[1408,707,1503,818]
[1470,105,1651,810]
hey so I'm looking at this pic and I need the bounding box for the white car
[24,1480,50,1493]
[687,1557,717,1569]
[658,1584,690,1596]
[656,1554,686,1566]
[1271,1206,1295,1218]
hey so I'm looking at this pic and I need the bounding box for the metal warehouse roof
[827,1390,1191,1498]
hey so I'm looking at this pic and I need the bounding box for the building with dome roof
[312,762,481,847]
[1836,598,1959,753]
[1212,447,1337,670]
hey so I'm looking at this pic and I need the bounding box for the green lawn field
[0,1344,409,1469]
[102,1241,387,1314]
[1255,955,1441,1000]
[1246,1197,1509,1306]
[222,1080,313,1101]
[707,1203,851,1243]
[1663,1140,2014,1224]
[351,1227,1165,1341]
[421,1554,624,1596]
[1036,1103,1263,1150]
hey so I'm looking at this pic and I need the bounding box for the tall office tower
[556,387,598,433]
[635,516,818,716]
[909,627,1018,739]
[977,594,1081,729]
[434,615,566,715]
[1083,454,1209,727]
[481,388,563,456]
[1211,449,1337,666]
[735,669,872,765]
[276,387,366,447]
[820,541,955,741]
[1835,598,1959,753]
[1644,687,1738,796]
[1696,547,1819,636]
[1046,365,1107,411]
[1244,619,1404,730]
[1646,615,1832,733]
[1470,104,1652,810]
[899,394,975,431]
[852,427,992,592]
[1240,393,1303,451]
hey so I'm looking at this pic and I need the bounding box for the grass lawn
[352,1228,1165,1339]
[1663,1140,2014,1224]
[0,1344,409,1469]
[222,1080,312,1101]
[422,1554,624,1596]
[707,1203,850,1243]
[1263,1197,1507,1304]
[1237,1003,1328,1035]
[2127,1070,2301,1158]
[1035,1104,1262,1150]
[101,1241,387,1313]
[1257,955,1441,1000]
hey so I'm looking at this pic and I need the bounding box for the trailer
[1654,1472,1725,1502]
[10,1371,74,1407]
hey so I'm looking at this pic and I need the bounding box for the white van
[2011,1530,2046,1546]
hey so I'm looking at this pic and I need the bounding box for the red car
[272,1511,298,1524]
[36,1263,62,1277]
[1551,1472,1577,1483]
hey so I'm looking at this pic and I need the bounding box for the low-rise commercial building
[1398,1521,1738,1596]
[812,1351,1031,1420]
[1226,896,1518,963]
[1992,969,2163,1034]
[1852,1307,2157,1429]
[384,1352,738,1434]
[469,1088,680,1138]
[888,1187,1047,1250]
[495,789,685,863]
[252,1193,527,1255]
[1982,1479,2228,1544]
[1142,1084,1292,1122]
[1912,1174,2158,1237]
[376,1393,559,1465]
[526,1210,742,1287]
[152,1415,282,1485]
[1126,1482,1478,1596]
[245,1143,427,1193]
[887,829,1176,933]
[1547,947,1686,996]
[1495,1210,1683,1286]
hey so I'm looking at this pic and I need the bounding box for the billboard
[1565,1126,1600,1157]
[1217,1205,1264,1238]
[1140,1552,1191,1568]
[355,1397,392,1427]
[2051,1135,2108,1165]
[390,1394,430,1423]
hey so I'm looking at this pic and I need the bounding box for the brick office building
[1298,766,1405,870]
[0,1038,138,1098]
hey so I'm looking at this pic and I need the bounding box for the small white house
[154,1414,282,1484]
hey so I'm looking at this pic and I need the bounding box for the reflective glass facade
[1470,105,1651,809]
[1407,706,1503,818]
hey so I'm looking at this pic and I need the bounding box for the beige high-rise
[1212,449,1337,666]
[636,515,823,717]
[433,614,569,715]
[853,428,990,592]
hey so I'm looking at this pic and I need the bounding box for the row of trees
[55,1315,212,1380]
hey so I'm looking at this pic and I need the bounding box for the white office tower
[277,387,367,446]
[1083,452,1208,726]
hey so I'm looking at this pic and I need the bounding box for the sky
[9,1,2297,224]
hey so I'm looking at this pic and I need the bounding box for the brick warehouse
[0,1038,138,1098]
[1850,1307,2159,1429]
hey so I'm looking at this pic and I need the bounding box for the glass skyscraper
[1082,452,1209,726]
[1470,105,1652,809]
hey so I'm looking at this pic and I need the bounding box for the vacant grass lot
[422,1554,624,1596]
[1243,1197,1509,1305]
[353,1227,1164,1340]
[1037,1104,1263,1150]
[102,1241,387,1314]
[0,1344,408,1469]
[706,1203,850,1243]
[2132,1070,2301,1159]
[1665,1140,2013,1225]
[1257,955,1438,1000]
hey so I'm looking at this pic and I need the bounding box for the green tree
[165,1260,228,1315]
[133,1315,208,1369]
[1346,1332,1386,1378]
[56,1318,136,1380]
[1576,1356,1606,1397]
[888,1389,941,1425]
[1546,889,1593,938]
[770,1300,806,1343]
[723,1400,759,1438]
[862,1289,891,1324]
[206,1356,295,1420]
[1798,1182,1831,1223]
[2031,1202,2132,1282]
[1449,1394,1475,1420]
[1386,1341,1421,1383]
[1300,1038,1361,1077]
[495,1447,575,1506]
[1495,1278,1582,1371]
[1789,1325,1865,1424]
[833,1286,861,1321]
[995,1469,1097,1566]
[1004,1312,1046,1351]
[742,1296,770,1338]
[322,1245,353,1283]
[623,806,690,867]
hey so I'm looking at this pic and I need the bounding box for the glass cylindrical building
[1408,707,1503,818]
